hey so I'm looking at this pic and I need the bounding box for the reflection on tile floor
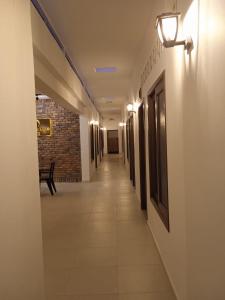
[41,155,176,300]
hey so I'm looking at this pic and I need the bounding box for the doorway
[148,73,169,230]
[107,130,119,154]
[128,115,135,187]
[94,125,99,168]
[138,103,147,210]
[121,125,125,164]
[99,128,104,161]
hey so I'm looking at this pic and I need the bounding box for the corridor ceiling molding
[31,0,99,113]
[37,0,154,118]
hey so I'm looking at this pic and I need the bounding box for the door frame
[107,130,119,154]
[128,115,135,187]
[138,102,147,210]
[94,125,98,168]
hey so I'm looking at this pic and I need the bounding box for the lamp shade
[127,104,134,112]
[156,13,179,47]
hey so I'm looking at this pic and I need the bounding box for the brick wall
[36,99,81,182]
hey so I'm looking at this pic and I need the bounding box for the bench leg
[51,180,57,193]
[46,180,54,195]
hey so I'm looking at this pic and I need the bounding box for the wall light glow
[161,16,178,42]
[127,102,140,113]
[183,0,199,67]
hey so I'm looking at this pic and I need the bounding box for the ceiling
[38,0,153,118]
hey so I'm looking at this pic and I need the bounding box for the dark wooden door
[155,82,169,214]
[122,126,125,164]
[148,73,169,230]
[138,103,147,210]
[94,125,99,168]
[129,115,135,187]
[90,124,94,162]
[107,130,119,154]
[99,129,104,161]
[126,121,129,160]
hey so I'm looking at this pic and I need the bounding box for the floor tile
[44,268,70,295]
[66,267,118,295]
[118,292,176,300]
[41,155,174,299]
[118,243,161,266]
[118,265,172,293]
[83,221,117,233]
[75,247,117,267]
[90,212,117,222]
[44,248,77,268]
[47,295,118,300]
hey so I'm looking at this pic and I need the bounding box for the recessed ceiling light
[95,67,117,73]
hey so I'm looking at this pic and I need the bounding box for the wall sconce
[127,104,135,113]
[90,120,99,126]
[100,127,106,131]
[156,12,193,53]
[119,122,126,127]
[127,103,139,113]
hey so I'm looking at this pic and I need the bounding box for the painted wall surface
[128,0,225,299]
[31,4,100,118]
[0,1,44,299]
[80,115,91,181]
[31,3,101,181]
[31,5,86,114]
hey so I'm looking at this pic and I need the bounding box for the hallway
[41,155,175,300]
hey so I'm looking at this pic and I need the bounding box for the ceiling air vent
[95,67,117,73]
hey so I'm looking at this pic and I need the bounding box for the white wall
[80,116,91,181]
[103,129,108,155]
[31,4,100,117]
[0,1,44,299]
[128,0,225,299]
[31,5,87,114]
[31,4,101,181]
[80,115,102,181]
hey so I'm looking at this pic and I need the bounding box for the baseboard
[146,220,180,300]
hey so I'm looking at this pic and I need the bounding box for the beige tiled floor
[41,155,176,300]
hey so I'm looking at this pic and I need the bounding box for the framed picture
[37,119,52,136]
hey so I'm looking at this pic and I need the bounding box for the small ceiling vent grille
[95,67,117,73]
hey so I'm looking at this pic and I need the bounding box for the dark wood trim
[99,128,104,161]
[147,71,165,98]
[128,115,135,187]
[107,130,119,154]
[122,126,125,164]
[138,102,147,210]
[126,121,129,161]
[94,125,98,168]
[147,71,170,231]
[90,124,94,161]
